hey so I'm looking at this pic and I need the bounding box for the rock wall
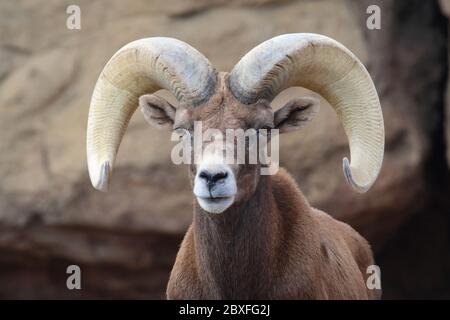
[0,0,449,298]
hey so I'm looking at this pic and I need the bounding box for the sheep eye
[258,126,273,138]
[173,127,190,140]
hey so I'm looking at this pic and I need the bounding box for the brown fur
[140,73,381,300]
[167,169,381,299]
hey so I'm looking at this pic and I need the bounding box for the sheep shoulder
[271,168,379,299]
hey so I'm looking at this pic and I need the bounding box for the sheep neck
[193,175,282,299]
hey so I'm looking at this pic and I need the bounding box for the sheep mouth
[198,196,233,203]
[196,195,235,214]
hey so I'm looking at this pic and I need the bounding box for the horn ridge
[87,37,216,191]
[229,33,384,193]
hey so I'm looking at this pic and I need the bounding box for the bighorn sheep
[86,33,384,299]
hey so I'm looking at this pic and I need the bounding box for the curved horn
[229,33,384,193]
[87,37,217,192]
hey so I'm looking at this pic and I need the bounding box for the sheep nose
[198,170,228,187]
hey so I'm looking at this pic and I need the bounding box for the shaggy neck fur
[168,168,379,299]
[193,173,296,299]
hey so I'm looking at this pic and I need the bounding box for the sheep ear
[274,97,320,133]
[139,94,176,129]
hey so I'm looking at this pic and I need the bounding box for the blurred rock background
[0,0,450,299]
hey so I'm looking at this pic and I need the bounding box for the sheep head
[86,34,385,214]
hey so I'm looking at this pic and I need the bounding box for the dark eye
[261,123,274,130]
[173,127,190,140]
[258,125,273,138]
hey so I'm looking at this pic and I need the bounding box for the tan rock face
[0,0,449,298]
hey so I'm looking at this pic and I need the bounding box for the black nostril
[199,171,210,181]
[198,170,228,186]
[211,172,228,183]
